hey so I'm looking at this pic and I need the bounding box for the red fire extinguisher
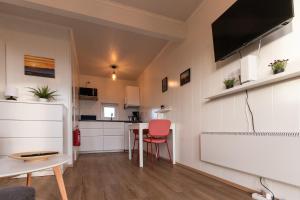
[73,127,81,146]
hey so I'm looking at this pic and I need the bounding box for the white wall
[138,0,300,199]
[79,75,138,120]
[0,14,75,165]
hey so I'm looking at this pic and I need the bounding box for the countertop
[79,120,142,123]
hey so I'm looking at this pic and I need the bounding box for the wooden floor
[0,153,252,200]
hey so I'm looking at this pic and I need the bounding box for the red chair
[143,119,172,163]
[132,129,148,160]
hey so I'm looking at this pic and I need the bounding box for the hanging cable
[245,90,255,132]
[260,177,275,200]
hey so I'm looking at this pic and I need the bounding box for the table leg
[139,125,143,167]
[128,129,132,160]
[26,173,32,186]
[172,126,176,165]
[53,166,68,200]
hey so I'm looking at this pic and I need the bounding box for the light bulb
[112,72,117,80]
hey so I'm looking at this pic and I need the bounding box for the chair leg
[151,143,153,162]
[147,143,149,157]
[166,142,172,164]
[155,144,158,159]
[157,144,160,160]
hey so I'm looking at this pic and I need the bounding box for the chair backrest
[148,119,171,137]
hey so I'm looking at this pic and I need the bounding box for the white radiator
[200,132,300,187]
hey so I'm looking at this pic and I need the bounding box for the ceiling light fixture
[111,65,117,81]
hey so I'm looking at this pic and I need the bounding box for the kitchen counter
[79,120,142,123]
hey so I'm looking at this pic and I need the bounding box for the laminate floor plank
[0,153,252,200]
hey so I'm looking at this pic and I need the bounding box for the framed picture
[24,55,55,78]
[180,68,191,86]
[162,77,168,93]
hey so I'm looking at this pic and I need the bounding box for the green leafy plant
[224,78,236,89]
[269,59,288,74]
[28,86,58,101]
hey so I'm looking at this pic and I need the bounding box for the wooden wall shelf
[205,70,300,100]
[155,108,172,113]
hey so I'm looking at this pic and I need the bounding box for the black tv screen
[212,0,294,62]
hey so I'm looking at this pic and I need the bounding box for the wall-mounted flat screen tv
[212,0,294,62]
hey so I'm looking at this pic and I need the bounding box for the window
[102,103,118,119]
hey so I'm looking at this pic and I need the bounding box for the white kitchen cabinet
[125,86,140,107]
[103,122,124,129]
[79,121,103,129]
[80,136,103,152]
[80,128,103,137]
[103,128,123,136]
[103,136,124,151]
[79,121,124,153]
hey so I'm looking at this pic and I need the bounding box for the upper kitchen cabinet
[124,86,140,108]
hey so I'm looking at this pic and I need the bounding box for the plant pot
[225,84,234,89]
[273,68,285,74]
[270,60,287,75]
[39,98,49,102]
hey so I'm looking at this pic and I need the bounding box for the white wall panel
[272,79,300,131]
[138,0,300,198]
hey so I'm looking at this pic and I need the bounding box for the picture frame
[162,77,168,93]
[180,68,191,86]
[24,55,55,78]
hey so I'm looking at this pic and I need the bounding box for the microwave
[79,87,98,101]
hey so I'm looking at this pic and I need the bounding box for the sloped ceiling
[108,0,203,21]
[0,0,203,80]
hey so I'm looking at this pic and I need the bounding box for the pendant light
[111,65,117,81]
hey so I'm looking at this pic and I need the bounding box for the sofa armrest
[0,186,35,200]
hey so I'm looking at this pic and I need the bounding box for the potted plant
[269,59,288,74]
[224,78,236,89]
[28,86,58,102]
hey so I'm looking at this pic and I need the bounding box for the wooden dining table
[128,122,176,167]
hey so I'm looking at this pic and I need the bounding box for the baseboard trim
[176,163,258,194]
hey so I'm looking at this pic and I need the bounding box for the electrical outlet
[252,193,268,200]
[266,193,273,200]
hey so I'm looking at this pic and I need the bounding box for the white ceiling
[108,0,203,21]
[74,23,167,80]
[0,0,203,80]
